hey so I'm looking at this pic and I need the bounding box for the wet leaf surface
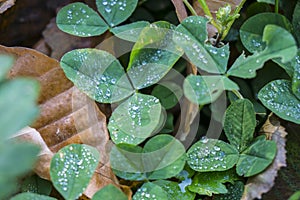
[174,16,230,74]
[92,184,127,200]
[186,138,239,172]
[258,79,300,124]
[110,21,149,42]
[132,182,169,200]
[56,2,108,37]
[50,144,100,200]
[10,192,57,200]
[96,0,138,27]
[108,93,162,145]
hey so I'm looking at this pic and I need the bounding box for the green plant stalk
[183,0,198,16]
[221,0,247,40]
[197,0,221,32]
[232,90,244,99]
[275,0,279,13]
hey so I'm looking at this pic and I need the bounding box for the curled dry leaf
[0,0,15,14]
[0,45,123,198]
[241,114,287,200]
[170,0,188,22]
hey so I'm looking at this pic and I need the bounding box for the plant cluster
[3,0,300,199]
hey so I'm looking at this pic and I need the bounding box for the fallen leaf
[0,45,125,198]
[171,0,188,22]
[0,0,15,14]
[241,114,287,200]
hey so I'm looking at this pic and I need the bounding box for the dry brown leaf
[171,0,188,22]
[242,114,287,200]
[0,0,15,14]
[0,45,126,198]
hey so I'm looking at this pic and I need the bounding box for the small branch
[171,0,188,22]
[232,90,244,99]
[182,0,198,16]
[221,0,247,40]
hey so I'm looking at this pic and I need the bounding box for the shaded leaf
[224,99,256,152]
[174,16,230,74]
[21,174,52,195]
[92,184,127,200]
[214,181,244,200]
[110,135,186,180]
[258,79,300,124]
[0,78,39,139]
[60,48,134,103]
[110,21,150,42]
[151,82,182,109]
[183,75,239,105]
[160,113,174,133]
[153,180,195,200]
[236,136,276,177]
[292,1,300,44]
[242,114,287,199]
[187,169,239,196]
[96,0,138,27]
[128,22,183,89]
[240,13,293,53]
[56,2,108,37]
[143,134,186,180]
[228,25,297,78]
[132,182,169,200]
[50,144,100,200]
[10,192,56,200]
[0,53,14,80]
[108,93,162,145]
[186,138,239,172]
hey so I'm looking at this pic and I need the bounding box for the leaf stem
[275,0,279,13]
[232,90,244,99]
[183,0,198,16]
[221,0,247,40]
[197,0,221,32]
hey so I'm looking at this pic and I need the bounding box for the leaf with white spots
[92,184,127,200]
[153,180,195,200]
[236,136,276,177]
[258,79,300,124]
[50,144,100,200]
[133,182,169,200]
[60,48,134,103]
[143,134,186,180]
[186,138,239,172]
[224,99,256,152]
[108,94,162,145]
[56,3,109,37]
[183,75,239,105]
[110,21,150,42]
[227,25,297,78]
[10,192,57,200]
[127,21,183,89]
[292,53,300,100]
[96,0,138,27]
[174,16,230,74]
[187,169,240,196]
